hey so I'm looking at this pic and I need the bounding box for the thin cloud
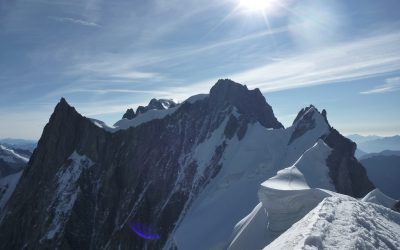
[360,76,400,94]
[61,88,171,96]
[179,31,400,97]
[69,25,291,80]
[49,16,100,27]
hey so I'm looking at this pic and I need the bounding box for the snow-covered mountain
[0,138,37,151]
[227,146,398,250]
[0,79,375,250]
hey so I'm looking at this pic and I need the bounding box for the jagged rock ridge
[0,79,374,250]
[122,98,177,120]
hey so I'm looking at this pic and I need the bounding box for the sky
[0,0,399,139]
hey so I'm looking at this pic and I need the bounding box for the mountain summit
[0,80,375,250]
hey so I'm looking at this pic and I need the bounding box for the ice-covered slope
[228,140,336,250]
[263,139,333,191]
[362,189,398,209]
[166,109,332,250]
[265,196,400,250]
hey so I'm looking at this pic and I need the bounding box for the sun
[239,0,277,12]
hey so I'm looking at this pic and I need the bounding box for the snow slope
[263,139,333,191]
[42,151,94,240]
[0,171,23,211]
[362,189,398,209]
[265,196,400,250]
[228,140,335,250]
[166,108,331,250]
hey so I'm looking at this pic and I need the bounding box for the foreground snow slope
[265,196,400,250]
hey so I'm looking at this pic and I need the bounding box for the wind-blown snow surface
[43,151,94,240]
[166,107,330,250]
[265,196,400,250]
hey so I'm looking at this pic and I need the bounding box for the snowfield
[166,107,332,250]
[265,196,400,250]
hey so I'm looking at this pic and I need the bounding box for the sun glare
[239,0,276,12]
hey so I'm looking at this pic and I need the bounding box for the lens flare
[130,222,160,240]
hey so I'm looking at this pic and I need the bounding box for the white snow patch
[265,196,400,250]
[362,189,398,209]
[89,118,116,132]
[44,151,94,240]
[184,94,208,104]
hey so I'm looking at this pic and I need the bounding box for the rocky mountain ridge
[0,79,374,250]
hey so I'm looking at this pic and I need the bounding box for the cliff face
[324,128,375,197]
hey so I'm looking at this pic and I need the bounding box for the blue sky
[0,0,399,139]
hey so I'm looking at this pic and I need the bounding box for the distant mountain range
[0,138,37,151]
[359,150,400,199]
[347,134,400,153]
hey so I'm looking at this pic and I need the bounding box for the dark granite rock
[122,108,135,120]
[393,201,400,213]
[323,128,375,198]
[210,79,283,129]
[136,99,177,115]
[290,105,375,198]
[289,105,318,144]
[123,99,177,120]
